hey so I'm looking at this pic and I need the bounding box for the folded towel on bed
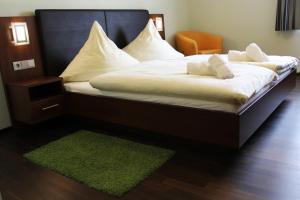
[228,43,269,62]
[208,54,235,79]
[246,43,269,62]
[228,50,298,73]
[227,43,299,73]
[187,62,215,76]
[187,55,234,79]
[233,56,298,73]
[228,50,252,62]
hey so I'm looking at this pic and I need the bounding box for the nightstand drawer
[30,96,64,123]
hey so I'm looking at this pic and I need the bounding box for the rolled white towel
[228,50,252,62]
[246,43,269,62]
[208,54,234,79]
[187,62,215,76]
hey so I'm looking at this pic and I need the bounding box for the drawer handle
[42,104,60,111]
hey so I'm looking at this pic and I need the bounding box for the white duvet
[90,57,278,105]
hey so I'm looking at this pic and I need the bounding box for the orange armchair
[175,31,223,56]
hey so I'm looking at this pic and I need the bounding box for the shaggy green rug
[24,130,174,197]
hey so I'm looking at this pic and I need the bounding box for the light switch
[27,59,35,67]
[12,59,35,71]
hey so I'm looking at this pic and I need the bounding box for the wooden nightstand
[8,76,64,124]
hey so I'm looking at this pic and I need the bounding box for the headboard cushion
[105,10,149,49]
[35,9,149,76]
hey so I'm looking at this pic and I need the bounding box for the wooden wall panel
[0,16,44,84]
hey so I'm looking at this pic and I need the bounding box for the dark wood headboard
[35,9,150,76]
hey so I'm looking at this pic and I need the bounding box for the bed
[35,9,298,149]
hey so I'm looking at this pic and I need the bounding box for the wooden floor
[0,77,299,200]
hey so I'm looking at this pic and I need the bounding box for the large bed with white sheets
[35,9,298,149]
[65,55,297,113]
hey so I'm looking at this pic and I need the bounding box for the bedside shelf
[8,76,64,124]
[29,81,63,101]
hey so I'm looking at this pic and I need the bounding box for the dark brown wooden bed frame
[64,69,297,149]
[35,9,297,149]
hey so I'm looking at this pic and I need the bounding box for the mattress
[64,82,242,113]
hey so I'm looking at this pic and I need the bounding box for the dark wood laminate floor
[0,77,299,200]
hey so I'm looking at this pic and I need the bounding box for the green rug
[24,130,174,197]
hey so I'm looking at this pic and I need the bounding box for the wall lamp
[10,22,30,46]
[154,17,164,32]
[149,14,165,39]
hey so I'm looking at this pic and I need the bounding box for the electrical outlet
[12,61,22,71]
[12,59,35,71]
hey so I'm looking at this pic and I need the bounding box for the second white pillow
[123,19,184,61]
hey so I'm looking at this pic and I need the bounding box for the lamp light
[155,17,164,32]
[10,22,30,46]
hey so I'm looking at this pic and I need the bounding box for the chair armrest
[175,34,198,56]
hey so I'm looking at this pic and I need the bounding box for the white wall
[4,0,298,57]
[188,0,300,60]
[2,0,300,58]
[0,0,190,42]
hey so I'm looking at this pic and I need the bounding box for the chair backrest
[178,31,222,50]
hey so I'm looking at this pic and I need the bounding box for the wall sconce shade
[155,17,164,31]
[149,14,165,39]
[10,22,30,46]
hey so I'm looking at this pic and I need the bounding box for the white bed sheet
[64,82,241,113]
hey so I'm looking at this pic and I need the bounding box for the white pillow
[60,21,139,82]
[123,19,184,61]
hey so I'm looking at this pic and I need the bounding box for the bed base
[65,69,297,149]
